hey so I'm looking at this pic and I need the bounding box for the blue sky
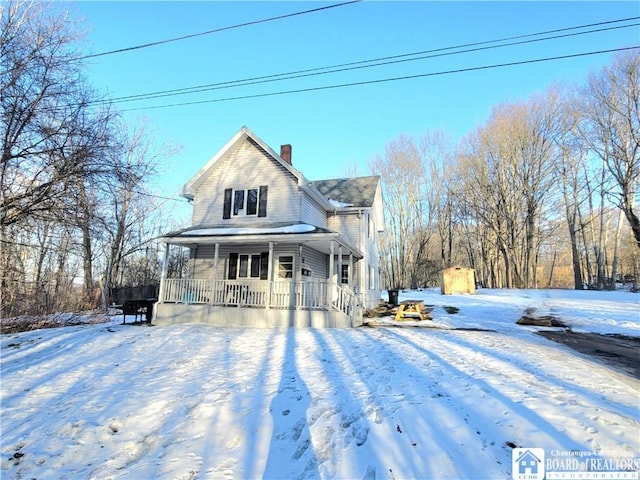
[73,1,639,218]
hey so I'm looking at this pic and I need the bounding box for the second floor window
[223,186,268,219]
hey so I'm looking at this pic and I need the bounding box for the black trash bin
[145,299,156,322]
[387,289,399,306]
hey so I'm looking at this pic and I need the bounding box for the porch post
[338,245,343,285]
[158,242,170,303]
[211,243,219,304]
[267,241,274,309]
[327,241,335,307]
[348,253,353,288]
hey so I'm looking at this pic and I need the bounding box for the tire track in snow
[424,329,639,454]
[332,328,511,479]
[377,328,639,458]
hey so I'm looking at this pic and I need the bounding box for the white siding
[192,138,301,226]
[192,245,215,279]
[327,212,361,247]
[302,245,328,279]
[301,194,328,228]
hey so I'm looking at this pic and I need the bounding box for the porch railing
[161,278,359,317]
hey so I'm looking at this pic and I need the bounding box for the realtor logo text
[512,448,639,480]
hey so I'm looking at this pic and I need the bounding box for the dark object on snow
[538,331,640,379]
[387,289,399,307]
[517,314,567,328]
[517,307,567,328]
[109,285,158,306]
[119,299,155,324]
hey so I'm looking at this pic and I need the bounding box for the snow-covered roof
[174,223,318,237]
[162,222,363,257]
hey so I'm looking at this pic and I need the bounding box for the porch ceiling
[161,223,363,258]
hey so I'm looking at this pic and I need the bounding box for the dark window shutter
[258,185,268,217]
[223,189,232,219]
[260,252,269,280]
[228,253,238,279]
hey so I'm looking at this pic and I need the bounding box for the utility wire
[100,16,640,103]
[123,45,639,111]
[98,21,639,105]
[80,1,362,60]
[133,190,189,203]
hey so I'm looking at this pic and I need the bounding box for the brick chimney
[280,144,292,165]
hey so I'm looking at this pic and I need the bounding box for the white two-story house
[153,126,384,327]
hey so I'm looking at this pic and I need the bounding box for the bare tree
[0,1,177,315]
[97,122,180,308]
[577,50,640,249]
[1,1,111,227]
[371,135,422,289]
[456,96,558,288]
[370,132,452,289]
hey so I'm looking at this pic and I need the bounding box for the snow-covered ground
[1,288,638,480]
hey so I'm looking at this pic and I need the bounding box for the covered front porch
[153,223,365,327]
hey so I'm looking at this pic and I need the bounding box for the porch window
[278,256,294,278]
[341,264,349,284]
[238,254,249,277]
[229,252,269,280]
[250,254,261,277]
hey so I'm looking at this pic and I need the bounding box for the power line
[132,190,189,203]
[122,45,640,111]
[80,1,362,60]
[98,20,639,105]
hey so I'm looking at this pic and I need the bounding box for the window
[238,254,249,277]
[233,190,245,215]
[278,256,293,278]
[250,254,261,277]
[223,186,268,219]
[228,252,269,280]
[369,265,376,289]
[341,264,349,284]
[247,189,258,215]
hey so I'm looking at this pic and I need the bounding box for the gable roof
[309,176,380,208]
[181,125,305,200]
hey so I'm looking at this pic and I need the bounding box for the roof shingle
[310,176,379,208]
